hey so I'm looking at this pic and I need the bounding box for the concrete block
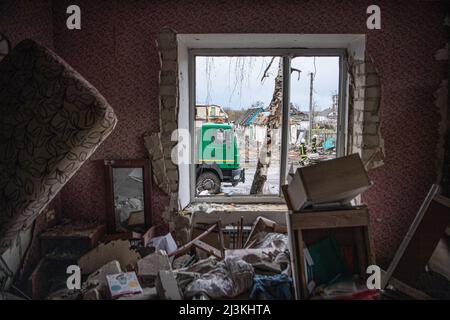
[161,61,178,72]
[161,49,178,61]
[363,123,379,135]
[160,85,177,96]
[353,100,365,112]
[160,71,177,85]
[156,270,182,300]
[157,30,177,49]
[161,95,177,110]
[364,98,379,112]
[365,86,380,99]
[162,121,178,134]
[365,74,380,87]
[364,111,380,123]
[138,250,171,278]
[84,260,122,291]
[363,135,380,148]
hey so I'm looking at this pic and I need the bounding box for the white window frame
[188,48,347,203]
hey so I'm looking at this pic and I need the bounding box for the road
[219,161,281,196]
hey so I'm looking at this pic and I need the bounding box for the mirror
[0,32,11,63]
[104,160,152,233]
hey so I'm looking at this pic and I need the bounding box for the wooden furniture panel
[287,206,375,299]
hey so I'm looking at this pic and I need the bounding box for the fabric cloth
[250,274,294,300]
[184,257,254,299]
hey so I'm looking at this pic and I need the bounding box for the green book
[307,235,348,285]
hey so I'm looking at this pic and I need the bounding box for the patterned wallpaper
[1,0,448,265]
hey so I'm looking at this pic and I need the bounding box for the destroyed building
[0,0,449,302]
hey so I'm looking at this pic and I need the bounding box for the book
[303,247,316,293]
[106,272,143,299]
[314,275,379,300]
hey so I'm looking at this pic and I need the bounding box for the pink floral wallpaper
[1,0,447,265]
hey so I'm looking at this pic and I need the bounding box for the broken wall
[3,0,447,266]
[348,56,384,170]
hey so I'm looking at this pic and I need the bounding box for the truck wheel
[196,172,221,194]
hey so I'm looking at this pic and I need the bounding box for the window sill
[182,202,289,227]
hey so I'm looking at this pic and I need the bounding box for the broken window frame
[189,48,348,203]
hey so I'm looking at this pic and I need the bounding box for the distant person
[311,135,318,153]
[300,138,307,164]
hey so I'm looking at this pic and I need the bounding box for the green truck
[196,123,245,194]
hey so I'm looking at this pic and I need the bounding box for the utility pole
[308,72,314,145]
[332,93,338,114]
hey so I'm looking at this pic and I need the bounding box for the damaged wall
[348,56,384,170]
[144,29,179,197]
[2,0,448,266]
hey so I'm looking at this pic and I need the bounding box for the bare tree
[250,58,284,194]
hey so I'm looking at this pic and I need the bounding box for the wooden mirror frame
[104,159,153,234]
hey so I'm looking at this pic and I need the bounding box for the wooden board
[289,208,369,230]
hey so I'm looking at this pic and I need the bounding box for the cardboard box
[287,153,371,211]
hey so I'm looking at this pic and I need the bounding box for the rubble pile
[34,214,292,300]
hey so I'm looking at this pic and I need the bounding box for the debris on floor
[117,287,158,300]
[156,270,183,300]
[78,239,141,275]
[183,257,254,299]
[82,260,122,299]
[245,216,287,248]
[21,155,448,301]
[46,288,82,300]
[25,208,293,301]
[137,250,171,287]
[146,232,178,257]
[170,222,225,259]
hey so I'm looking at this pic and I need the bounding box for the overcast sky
[195,56,339,111]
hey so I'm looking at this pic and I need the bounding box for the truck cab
[196,123,245,194]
